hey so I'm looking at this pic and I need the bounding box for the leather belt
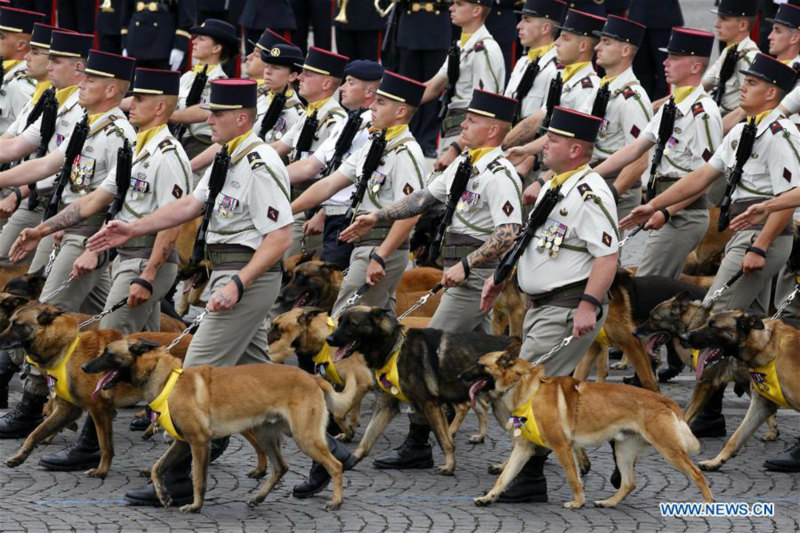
[526,279,589,309]
[654,176,707,210]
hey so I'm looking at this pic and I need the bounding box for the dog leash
[772,283,800,320]
[618,223,646,248]
[702,269,744,307]
[39,275,75,304]
[333,283,370,318]
[396,283,444,321]
[43,244,61,278]
[532,335,573,366]
[164,310,207,352]
[77,297,128,329]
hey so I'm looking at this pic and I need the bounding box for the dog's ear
[0,295,29,312]
[369,307,391,324]
[36,307,64,326]
[319,262,342,275]
[129,339,162,356]
[736,313,765,333]
[299,308,325,326]
[499,341,522,366]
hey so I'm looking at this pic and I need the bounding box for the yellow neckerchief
[385,124,409,142]
[673,85,696,105]
[750,358,790,409]
[32,80,52,104]
[87,112,105,127]
[460,32,473,47]
[375,333,409,402]
[148,367,184,441]
[747,109,773,126]
[509,395,547,447]
[313,317,344,387]
[562,61,590,83]
[527,43,555,62]
[2,59,22,74]
[268,86,295,100]
[135,123,167,156]
[306,97,331,115]
[55,85,78,107]
[225,128,253,156]
[725,40,741,52]
[550,163,589,189]
[691,349,699,370]
[192,62,217,74]
[595,327,610,346]
[25,335,80,405]
[467,146,495,164]
[600,74,618,86]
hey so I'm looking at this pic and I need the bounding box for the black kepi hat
[740,52,798,92]
[515,0,567,21]
[79,49,135,82]
[131,68,181,96]
[556,9,606,37]
[467,89,518,123]
[766,3,800,30]
[0,6,46,34]
[29,22,56,49]
[547,106,603,142]
[594,15,645,47]
[659,27,715,57]
[297,46,349,79]
[375,71,425,107]
[261,43,304,72]
[191,18,240,50]
[711,0,757,17]
[250,28,290,54]
[49,30,93,58]
[202,79,258,110]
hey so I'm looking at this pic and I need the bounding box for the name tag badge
[217,194,240,218]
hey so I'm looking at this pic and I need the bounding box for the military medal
[370,171,386,194]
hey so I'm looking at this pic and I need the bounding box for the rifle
[105,138,133,223]
[338,129,387,239]
[291,108,319,162]
[512,58,540,125]
[590,81,611,122]
[380,5,400,70]
[645,96,677,202]
[172,64,208,142]
[189,146,230,267]
[533,72,562,171]
[43,112,89,221]
[494,183,564,285]
[28,87,59,210]
[325,107,364,176]
[429,152,473,264]
[258,85,287,140]
[717,116,757,232]
[437,40,460,134]
[711,46,738,106]
[0,59,5,93]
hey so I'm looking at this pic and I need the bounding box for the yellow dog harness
[375,333,408,402]
[26,335,80,405]
[509,396,547,448]
[750,359,789,409]
[313,318,344,387]
[148,367,184,441]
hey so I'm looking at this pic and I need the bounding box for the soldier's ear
[36,307,64,326]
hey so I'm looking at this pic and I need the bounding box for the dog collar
[691,349,699,370]
[148,367,185,441]
[595,327,610,347]
[313,318,344,387]
[509,397,547,448]
[25,335,80,405]
[375,332,408,402]
[750,359,790,409]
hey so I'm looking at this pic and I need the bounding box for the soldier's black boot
[658,347,685,383]
[690,386,726,438]
[39,414,101,471]
[0,349,20,409]
[129,406,153,431]
[764,436,800,472]
[495,455,548,503]
[373,422,434,469]
[0,390,46,438]
[292,434,358,498]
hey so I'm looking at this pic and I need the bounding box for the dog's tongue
[469,380,487,408]
[91,371,118,400]
[695,348,717,381]
[645,333,666,358]
[292,292,308,309]
[333,342,353,362]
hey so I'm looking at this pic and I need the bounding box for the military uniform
[334,0,386,62]
[0,7,46,134]
[240,0,296,55]
[290,0,330,55]
[505,43,559,121]
[485,0,520,80]
[702,36,759,117]
[178,63,227,158]
[95,0,124,54]
[627,0,683,99]
[256,42,305,143]
[120,0,195,69]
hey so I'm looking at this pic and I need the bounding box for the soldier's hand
[442,261,467,288]
[339,213,377,242]
[366,259,385,286]
[730,202,769,231]
[620,204,656,230]
[87,220,135,252]
[72,250,99,279]
[434,146,458,171]
[169,49,185,71]
[572,303,597,338]
[480,276,504,314]
[128,276,154,308]
[504,145,532,165]
[303,209,325,236]
[522,181,542,205]
[742,250,766,275]
[9,229,41,263]
[644,210,667,231]
[53,230,64,246]
[208,281,239,312]
[0,193,19,218]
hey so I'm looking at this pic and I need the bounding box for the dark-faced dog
[327,305,514,474]
[277,261,345,312]
[682,311,800,471]
[83,337,350,512]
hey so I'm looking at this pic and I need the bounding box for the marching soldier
[504,0,566,123]
[420,0,505,168]
[0,6,45,134]
[334,0,387,62]
[170,19,239,160]
[338,90,523,474]
[482,106,618,503]
[595,27,722,279]
[87,79,294,506]
[120,0,196,70]
[767,4,800,67]
[271,46,349,258]
[257,43,305,143]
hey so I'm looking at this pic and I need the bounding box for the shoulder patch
[473,40,485,52]
[581,77,593,89]
[770,121,784,135]
[172,185,183,199]
[577,183,593,197]
[622,87,636,99]
[691,102,705,117]
[247,151,266,170]
[486,157,504,173]
[158,138,175,152]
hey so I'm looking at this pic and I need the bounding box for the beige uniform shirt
[708,108,800,202]
[337,127,426,213]
[427,147,523,240]
[542,62,599,113]
[193,130,293,250]
[312,108,371,207]
[518,167,619,294]
[642,85,722,178]
[436,24,506,111]
[178,63,227,140]
[255,85,304,143]
[505,45,558,120]
[701,36,759,115]
[0,61,35,134]
[101,125,192,222]
[280,97,347,168]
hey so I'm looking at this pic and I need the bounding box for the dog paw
[159,494,173,508]
[436,466,455,476]
[85,468,108,479]
[334,433,353,443]
[179,503,202,513]
[468,434,485,444]
[593,499,616,508]
[247,496,264,507]
[487,463,504,475]
[610,362,628,370]
[473,496,493,507]
[698,460,721,472]
[324,500,342,511]
[563,500,585,509]
[761,430,779,442]
[247,468,266,479]
[5,455,24,468]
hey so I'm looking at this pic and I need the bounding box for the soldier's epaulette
[247,151,266,170]
[577,183,594,199]
[581,77,593,89]
[691,102,705,117]
[622,87,636,99]
[770,121,784,135]
[158,138,176,152]
[486,157,505,173]
[473,40,485,52]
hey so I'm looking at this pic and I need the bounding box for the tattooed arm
[375,189,440,224]
[38,188,115,236]
[466,223,521,267]
[502,110,544,149]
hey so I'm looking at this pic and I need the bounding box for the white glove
[170,49,186,71]
[122,48,128,57]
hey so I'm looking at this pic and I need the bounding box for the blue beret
[344,60,384,81]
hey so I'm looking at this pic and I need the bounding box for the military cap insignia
[602,232,612,247]
[402,183,414,195]
[158,139,175,152]
[630,125,641,138]
[172,185,183,199]
[691,102,705,117]
[622,87,636,99]
[502,201,514,216]
[270,47,281,57]
[267,206,279,221]
[770,121,784,135]
[247,152,266,169]
[702,148,713,162]
[581,77,593,89]
[784,168,793,182]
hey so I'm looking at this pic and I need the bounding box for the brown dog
[83,337,350,512]
[468,343,712,508]
[0,303,191,478]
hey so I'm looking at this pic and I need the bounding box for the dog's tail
[314,376,356,419]
[675,414,701,456]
